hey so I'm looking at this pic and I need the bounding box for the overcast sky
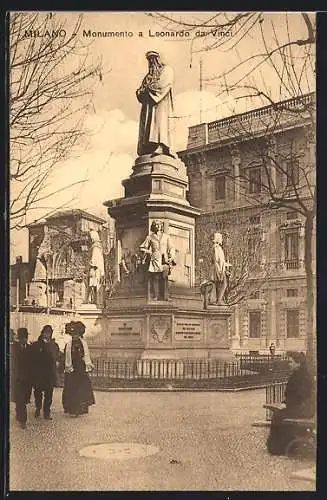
[10,11,315,262]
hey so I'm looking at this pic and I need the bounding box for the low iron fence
[57,356,290,390]
[235,353,288,373]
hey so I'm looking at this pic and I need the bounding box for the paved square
[9,388,315,491]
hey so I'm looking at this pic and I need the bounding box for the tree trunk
[304,213,315,374]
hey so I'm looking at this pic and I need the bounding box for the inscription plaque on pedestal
[108,319,143,342]
[174,318,204,341]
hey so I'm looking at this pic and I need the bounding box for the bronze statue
[136,51,174,157]
[139,221,175,301]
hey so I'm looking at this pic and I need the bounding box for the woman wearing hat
[62,321,95,416]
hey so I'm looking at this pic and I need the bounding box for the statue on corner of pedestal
[87,230,105,305]
[136,50,176,158]
[200,232,231,309]
[139,220,176,301]
[210,232,228,305]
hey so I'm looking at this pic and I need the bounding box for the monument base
[82,291,234,362]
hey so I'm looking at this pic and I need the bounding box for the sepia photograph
[8,11,316,492]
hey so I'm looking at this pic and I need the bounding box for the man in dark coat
[266,351,315,455]
[11,328,33,429]
[31,325,59,420]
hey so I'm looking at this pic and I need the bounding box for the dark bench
[283,417,316,457]
[263,404,316,457]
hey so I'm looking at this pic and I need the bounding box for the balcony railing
[285,259,301,270]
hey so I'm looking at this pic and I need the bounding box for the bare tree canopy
[10,12,103,230]
[148,12,315,105]
[167,11,316,368]
[197,210,272,305]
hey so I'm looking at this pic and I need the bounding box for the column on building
[231,304,241,350]
[240,305,248,349]
[185,153,205,208]
[260,299,268,349]
[298,223,305,270]
[195,152,207,209]
[229,143,241,202]
[266,134,277,190]
[279,225,286,271]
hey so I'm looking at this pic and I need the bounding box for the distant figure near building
[211,232,227,305]
[269,342,276,358]
[140,221,175,301]
[136,50,174,157]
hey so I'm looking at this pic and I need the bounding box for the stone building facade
[26,209,111,309]
[10,256,30,308]
[179,93,316,354]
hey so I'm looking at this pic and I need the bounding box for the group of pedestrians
[10,321,95,429]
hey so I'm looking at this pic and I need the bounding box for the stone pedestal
[99,154,234,361]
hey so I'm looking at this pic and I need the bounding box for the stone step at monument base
[140,348,235,361]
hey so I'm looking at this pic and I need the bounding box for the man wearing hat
[136,51,174,157]
[11,328,33,428]
[30,324,59,420]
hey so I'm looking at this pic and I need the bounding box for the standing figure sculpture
[136,51,174,157]
[87,230,104,305]
[140,221,175,301]
[211,232,228,305]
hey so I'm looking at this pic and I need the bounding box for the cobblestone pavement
[9,388,315,491]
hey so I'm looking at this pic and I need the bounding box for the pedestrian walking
[10,327,33,429]
[269,342,276,358]
[266,351,315,456]
[31,325,59,420]
[62,321,95,416]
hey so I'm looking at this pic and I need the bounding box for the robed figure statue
[136,51,174,157]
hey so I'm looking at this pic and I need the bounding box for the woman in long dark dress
[62,321,95,416]
[266,351,315,455]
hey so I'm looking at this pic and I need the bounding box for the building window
[215,175,226,200]
[287,288,298,297]
[286,309,300,338]
[248,167,261,194]
[250,290,260,299]
[285,231,299,269]
[286,160,299,187]
[249,215,261,225]
[247,233,261,261]
[286,211,298,220]
[249,311,262,338]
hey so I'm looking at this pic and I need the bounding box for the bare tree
[10,12,104,230]
[161,12,316,367]
[196,210,272,306]
[32,220,114,309]
[216,102,315,367]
